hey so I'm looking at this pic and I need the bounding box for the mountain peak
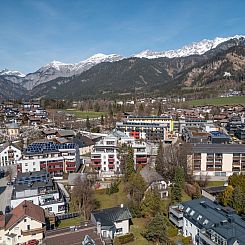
[0,68,25,77]
[134,35,245,59]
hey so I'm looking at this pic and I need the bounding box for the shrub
[167,226,178,237]
[118,233,134,244]
[182,236,192,245]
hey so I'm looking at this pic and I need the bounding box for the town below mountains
[0,35,245,100]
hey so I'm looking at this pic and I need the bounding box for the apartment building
[91,136,120,175]
[0,200,46,245]
[11,171,66,215]
[169,198,245,245]
[0,143,21,167]
[17,141,80,177]
[91,133,148,176]
[116,121,168,142]
[189,144,245,177]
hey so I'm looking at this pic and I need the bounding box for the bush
[167,226,178,237]
[113,236,121,245]
[118,233,134,244]
[182,236,192,245]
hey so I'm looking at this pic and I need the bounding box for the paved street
[0,177,13,213]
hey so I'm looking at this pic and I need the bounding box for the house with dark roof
[169,197,245,245]
[91,205,132,240]
[0,200,46,245]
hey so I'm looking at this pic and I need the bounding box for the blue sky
[0,0,245,73]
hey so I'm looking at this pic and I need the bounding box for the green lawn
[129,218,148,245]
[94,182,128,209]
[64,109,106,119]
[188,96,245,106]
[57,216,82,228]
[207,181,225,187]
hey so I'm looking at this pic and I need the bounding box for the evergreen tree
[127,172,146,204]
[125,147,135,181]
[86,116,91,130]
[192,183,202,199]
[100,115,104,125]
[94,102,100,112]
[171,166,184,204]
[142,213,167,244]
[219,185,234,206]
[138,103,145,116]
[155,141,163,175]
[157,102,162,116]
[141,189,161,217]
[232,186,244,214]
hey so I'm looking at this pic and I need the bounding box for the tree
[155,141,164,172]
[138,103,145,116]
[100,115,104,125]
[86,116,91,130]
[171,166,184,204]
[124,147,135,181]
[142,213,167,244]
[157,103,162,116]
[232,186,245,214]
[71,176,98,219]
[141,189,161,217]
[6,166,13,182]
[126,172,146,205]
[219,185,234,206]
[192,183,202,199]
[94,102,100,112]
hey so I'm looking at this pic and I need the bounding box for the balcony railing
[21,227,45,236]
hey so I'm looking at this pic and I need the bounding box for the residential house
[91,205,132,240]
[0,200,46,245]
[0,143,21,167]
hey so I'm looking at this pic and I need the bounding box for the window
[27,225,30,230]
[25,163,28,166]
[24,218,27,222]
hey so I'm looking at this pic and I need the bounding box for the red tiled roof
[6,200,45,230]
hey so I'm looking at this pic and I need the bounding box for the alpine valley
[1,35,245,100]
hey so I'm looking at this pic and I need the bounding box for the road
[0,177,13,213]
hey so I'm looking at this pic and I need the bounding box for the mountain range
[0,35,245,100]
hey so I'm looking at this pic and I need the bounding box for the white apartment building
[91,132,148,176]
[189,144,245,177]
[17,141,80,177]
[0,200,46,245]
[0,143,21,167]
[11,171,66,215]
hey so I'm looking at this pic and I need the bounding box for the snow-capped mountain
[1,35,244,91]
[21,53,123,90]
[134,35,245,59]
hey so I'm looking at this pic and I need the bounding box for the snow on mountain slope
[134,35,245,59]
[0,69,25,77]
[21,53,123,90]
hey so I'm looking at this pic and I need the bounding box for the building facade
[0,143,21,167]
[188,144,245,177]
[17,141,80,177]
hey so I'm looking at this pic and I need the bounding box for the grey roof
[92,206,132,229]
[140,165,164,185]
[183,198,245,244]
[57,130,75,137]
[192,144,245,154]
[108,129,129,139]
[6,122,19,129]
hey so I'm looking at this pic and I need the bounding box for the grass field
[65,109,106,119]
[94,182,128,209]
[188,96,245,106]
[207,181,226,187]
[57,216,81,228]
[129,218,148,245]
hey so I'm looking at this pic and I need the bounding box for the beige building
[6,123,20,138]
[189,144,245,177]
[0,200,45,245]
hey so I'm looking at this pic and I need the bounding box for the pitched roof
[5,200,45,230]
[92,206,132,229]
[140,165,164,185]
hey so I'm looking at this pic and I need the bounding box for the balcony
[48,168,63,172]
[169,206,183,219]
[199,229,221,245]
[136,157,147,162]
[108,158,114,163]
[66,161,75,165]
[108,164,114,168]
[169,214,183,228]
[66,166,76,171]
[47,161,64,166]
[21,227,45,236]
[91,159,101,164]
